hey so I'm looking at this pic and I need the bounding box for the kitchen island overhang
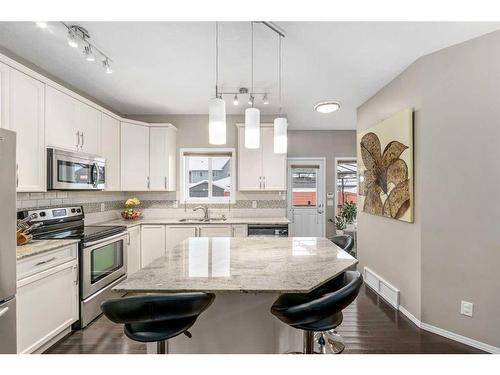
[113,236,357,353]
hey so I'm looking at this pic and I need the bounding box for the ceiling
[0,21,498,130]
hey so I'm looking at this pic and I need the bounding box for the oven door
[48,148,106,190]
[81,233,127,299]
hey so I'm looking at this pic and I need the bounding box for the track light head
[67,29,79,48]
[263,94,269,105]
[233,95,239,106]
[103,59,113,74]
[84,44,95,62]
[248,95,254,106]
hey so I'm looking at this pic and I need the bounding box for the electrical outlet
[252,200,257,209]
[100,203,105,212]
[460,300,474,317]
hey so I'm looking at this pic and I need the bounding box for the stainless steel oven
[79,232,127,328]
[47,147,106,190]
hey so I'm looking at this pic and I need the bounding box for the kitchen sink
[178,218,205,222]
[178,217,227,223]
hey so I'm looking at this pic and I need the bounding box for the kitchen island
[114,236,357,354]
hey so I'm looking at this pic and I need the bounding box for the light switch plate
[460,300,474,317]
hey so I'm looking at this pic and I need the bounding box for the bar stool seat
[330,235,354,254]
[101,293,215,353]
[271,271,362,354]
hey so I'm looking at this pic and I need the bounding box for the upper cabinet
[149,126,177,191]
[101,113,121,191]
[238,124,287,191]
[45,86,101,155]
[121,121,150,191]
[0,62,9,129]
[8,68,45,192]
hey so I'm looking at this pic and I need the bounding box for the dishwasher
[247,224,289,237]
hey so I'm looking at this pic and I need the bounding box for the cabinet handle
[147,176,150,189]
[164,176,167,189]
[74,264,79,285]
[76,131,80,150]
[127,232,131,245]
[35,257,57,266]
[263,176,266,189]
[16,163,19,188]
[80,132,84,150]
[259,176,262,189]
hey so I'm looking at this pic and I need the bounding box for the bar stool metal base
[315,330,345,354]
[156,340,169,354]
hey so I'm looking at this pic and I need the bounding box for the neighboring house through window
[180,148,235,203]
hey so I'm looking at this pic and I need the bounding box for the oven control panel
[18,206,84,222]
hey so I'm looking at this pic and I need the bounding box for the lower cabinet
[127,226,142,275]
[232,224,248,237]
[165,226,197,252]
[141,225,166,267]
[16,248,78,354]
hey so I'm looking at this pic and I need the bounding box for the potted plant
[335,215,346,235]
[341,201,357,230]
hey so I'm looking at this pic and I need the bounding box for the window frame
[179,148,236,204]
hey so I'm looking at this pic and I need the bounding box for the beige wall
[357,30,500,348]
[288,130,357,238]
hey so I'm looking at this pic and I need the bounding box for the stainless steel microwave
[47,148,106,190]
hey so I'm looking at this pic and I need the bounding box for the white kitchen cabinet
[0,62,9,129]
[232,224,248,237]
[141,225,166,267]
[149,126,176,191]
[165,226,197,252]
[101,113,121,191]
[238,124,286,191]
[77,102,101,155]
[46,86,101,154]
[127,226,141,275]
[16,247,78,354]
[199,225,232,237]
[8,68,45,192]
[121,121,150,191]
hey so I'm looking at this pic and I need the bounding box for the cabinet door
[120,122,149,191]
[149,127,168,191]
[141,225,166,267]
[17,261,78,354]
[101,113,120,190]
[127,226,141,274]
[78,102,101,155]
[165,127,177,191]
[9,69,45,192]
[0,62,9,129]
[261,126,286,190]
[199,225,232,237]
[165,226,197,252]
[238,126,262,191]
[232,224,248,237]
[45,86,79,151]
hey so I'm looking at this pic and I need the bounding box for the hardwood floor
[45,285,483,354]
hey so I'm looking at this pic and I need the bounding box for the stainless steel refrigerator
[0,128,16,353]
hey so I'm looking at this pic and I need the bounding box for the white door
[237,126,261,190]
[8,69,45,192]
[101,113,121,191]
[287,158,326,237]
[77,102,101,155]
[198,225,232,237]
[141,225,166,267]
[261,127,287,190]
[165,226,197,252]
[127,226,141,274]
[45,86,79,151]
[120,122,149,190]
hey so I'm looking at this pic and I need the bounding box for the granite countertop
[114,237,357,294]
[96,217,290,228]
[16,239,80,260]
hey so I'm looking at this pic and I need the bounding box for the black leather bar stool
[271,271,362,354]
[330,235,354,255]
[101,293,215,354]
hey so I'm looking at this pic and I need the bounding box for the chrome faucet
[193,205,209,221]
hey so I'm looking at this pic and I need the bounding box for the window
[291,166,318,207]
[336,159,358,215]
[180,149,235,203]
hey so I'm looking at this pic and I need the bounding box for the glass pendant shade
[209,98,226,145]
[273,117,288,154]
[245,107,260,148]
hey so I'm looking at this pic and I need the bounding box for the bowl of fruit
[121,198,142,220]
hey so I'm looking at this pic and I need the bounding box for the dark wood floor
[45,285,483,354]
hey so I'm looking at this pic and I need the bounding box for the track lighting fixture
[103,59,113,74]
[67,29,79,48]
[84,44,95,62]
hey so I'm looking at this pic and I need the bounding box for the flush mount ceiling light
[314,101,341,113]
[35,22,48,29]
[208,22,226,145]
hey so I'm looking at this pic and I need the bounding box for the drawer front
[17,244,77,280]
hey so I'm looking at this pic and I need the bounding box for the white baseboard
[398,305,421,328]
[363,267,400,308]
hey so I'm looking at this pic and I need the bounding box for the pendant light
[274,34,287,154]
[209,22,226,145]
[245,22,260,149]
